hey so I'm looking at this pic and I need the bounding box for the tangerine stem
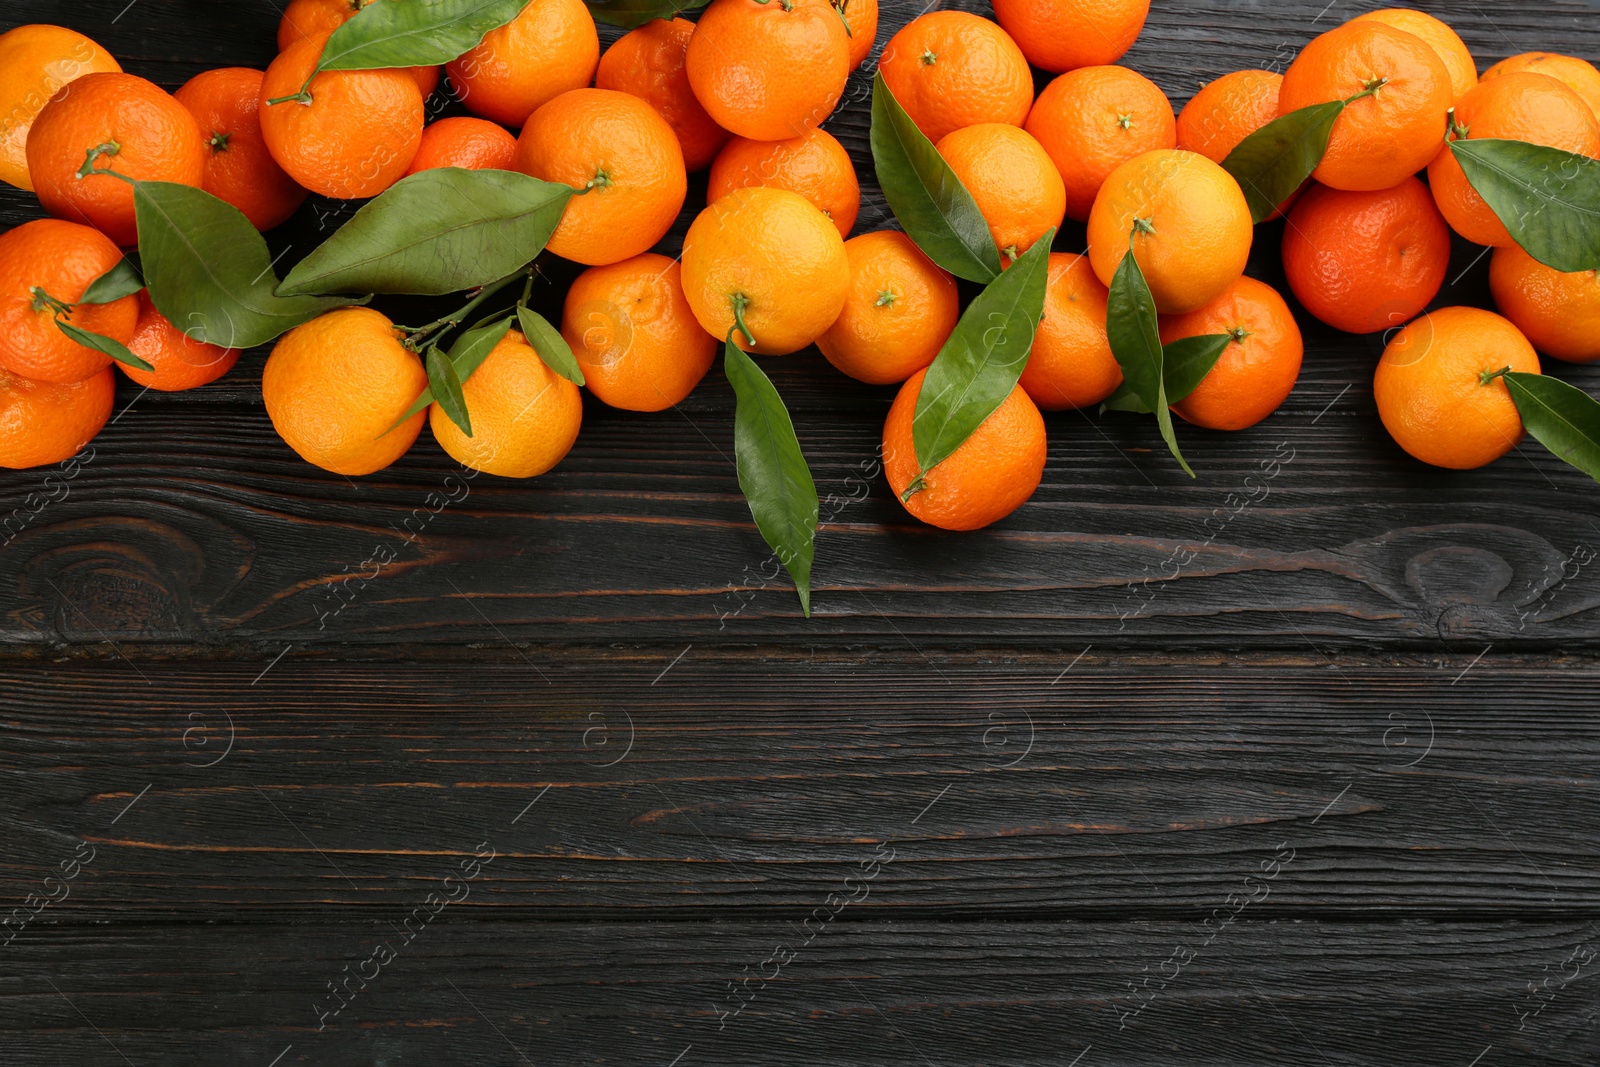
[729,293,756,348]
[1479,365,1512,386]
[1446,107,1470,141]
[900,473,926,503]
[399,269,526,350]
[1345,77,1388,105]
[76,142,121,180]
[29,286,72,316]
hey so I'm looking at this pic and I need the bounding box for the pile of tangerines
[1,0,1598,610]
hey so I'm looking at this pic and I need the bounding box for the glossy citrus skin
[1428,72,1600,248]
[1086,149,1253,315]
[447,0,599,128]
[878,11,1033,144]
[837,0,878,70]
[1375,307,1541,470]
[937,123,1066,260]
[0,24,120,192]
[1483,52,1600,124]
[515,88,687,267]
[1160,275,1303,431]
[429,329,583,478]
[1027,65,1176,222]
[681,187,849,356]
[708,129,860,239]
[991,0,1148,73]
[597,18,729,172]
[276,0,439,98]
[1490,244,1600,364]
[1018,253,1121,410]
[884,369,1046,531]
[405,116,518,175]
[1279,20,1453,191]
[817,231,959,386]
[0,219,138,384]
[27,72,205,248]
[175,67,308,232]
[262,307,428,476]
[686,0,850,143]
[0,364,114,470]
[121,291,240,392]
[1352,8,1478,103]
[1282,177,1451,335]
[259,31,423,199]
[560,254,718,412]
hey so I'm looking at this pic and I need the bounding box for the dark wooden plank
[2,919,1594,1065]
[2,652,1595,915]
[3,1,1600,650]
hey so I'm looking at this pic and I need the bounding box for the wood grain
[2,919,1594,1065]
[2,653,1595,915]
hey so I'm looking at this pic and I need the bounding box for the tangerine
[262,307,428,475]
[514,88,687,267]
[817,230,959,386]
[446,0,599,128]
[883,368,1046,531]
[121,291,240,392]
[429,328,583,478]
[1428,72,1600,248]
[27,72,206,248]
[937,123,1066,260]
[1281,177,1451,335]
[596,17,729,172]
[560,253,718,411]
[681,186,849,356]
[1026,65,1176,222]
[1086,149,1252,315]
[259,30,423,199]
[991,0,1150,74]
[685,0,851,143]
[175,67,308,232]
[0,218,138,384]
[1489,244,1600,364]
[405,116,518,174]
[275,0,440,98]
[1175,68,1297,219]
[0,364,114,470]
[0,24,120,193]
[1278,20,1453,191]
[1374,306,1540,470]
[1159,275,1303,431]
[1482,52,1600,124]
[838,0,879,70]
[1352,8,1478,103]
[878,11,1033,144]
[1017,253,1122,411]
[707,128,860,239]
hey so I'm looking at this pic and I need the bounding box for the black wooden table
[2,1,1598,1064]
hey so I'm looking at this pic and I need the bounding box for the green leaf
[516,306,585,386]
[910,231,1052,482]
[426,345,472,437]
[277,169,572,297]
[53,318,154,372]
[78,256,144,306]
[1451,138,1600,273]
[869,70,1001,283]
[1221,100,1343,224]
[1107,240,1192,477]
[1102,333,1233,413]
[1504,371,1600,483]
[318,0,529,72]
[1162,333,1235,404]
[135,181,361,349]
[724,339,818,617]
[387,316,515,431]
[584,0,706,29]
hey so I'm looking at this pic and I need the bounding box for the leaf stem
[401,269,526,351]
